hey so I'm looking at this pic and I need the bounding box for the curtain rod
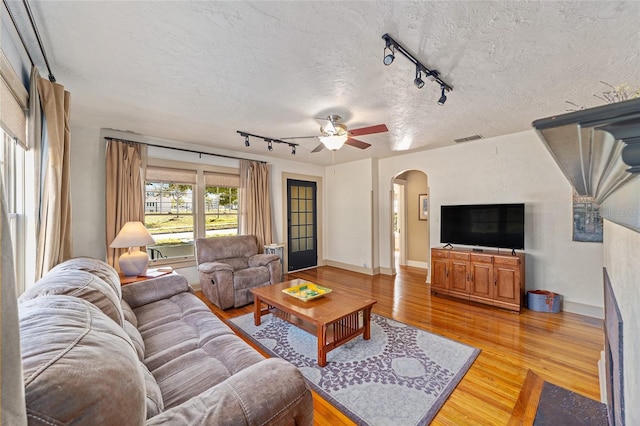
[2,0,55,81]
[22,0,55,82]
[2,0,34,67]
[104,137,266,164]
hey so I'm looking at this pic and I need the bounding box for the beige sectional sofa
[18,257,313,425]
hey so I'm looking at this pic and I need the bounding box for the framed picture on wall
[419,194,428,221]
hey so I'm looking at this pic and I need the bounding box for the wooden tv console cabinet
[430,247,525,312]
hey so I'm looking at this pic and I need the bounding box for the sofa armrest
[146,358,313,425]
[122,273,190,309]
[198,261,234,274]
[248,253,279,267]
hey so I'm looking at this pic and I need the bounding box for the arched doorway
[391,170,429,276]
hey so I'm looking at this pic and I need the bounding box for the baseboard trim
[562,300,604,319]
[407,260,429,269]
[324,260,376,276]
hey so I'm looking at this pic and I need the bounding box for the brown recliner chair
[195,235,282,309]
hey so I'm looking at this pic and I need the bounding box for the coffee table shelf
[251,279,376,367]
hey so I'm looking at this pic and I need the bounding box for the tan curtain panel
[29,67,42,243]
[105,140,146,269]
[239,160,272,250]
[36,77,72,279]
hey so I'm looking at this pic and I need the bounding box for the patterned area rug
[229,313,480,425]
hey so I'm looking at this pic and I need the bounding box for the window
[1,54,30,294]
[144,162,239,264]
[204,171,238,238]
[1,127,26,292]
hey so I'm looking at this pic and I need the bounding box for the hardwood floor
[196,265,604,426]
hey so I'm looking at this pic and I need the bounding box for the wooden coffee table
[251,279,377,367]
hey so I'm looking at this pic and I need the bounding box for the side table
[264,244,285,281]
[119,268,175,285]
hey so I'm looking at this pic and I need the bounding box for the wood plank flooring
[196,265,604,426]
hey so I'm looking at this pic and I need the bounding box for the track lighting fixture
[414,67,425,89]
[438,84,447,105]
[383,37,395,66]
[382,33,452,103]
[236,131,298,155]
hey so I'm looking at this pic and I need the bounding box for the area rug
[229,312,480,426]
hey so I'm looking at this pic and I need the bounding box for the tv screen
[440,203,525,249]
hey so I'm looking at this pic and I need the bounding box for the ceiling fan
[284,115,388,152]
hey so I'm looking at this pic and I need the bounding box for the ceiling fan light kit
[381,33,452,104]
[319,134,348,151]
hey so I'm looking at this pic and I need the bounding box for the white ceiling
[11,1,640,165]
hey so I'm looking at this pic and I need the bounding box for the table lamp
[109,221,156,276]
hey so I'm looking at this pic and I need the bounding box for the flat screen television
[440,203,525,250]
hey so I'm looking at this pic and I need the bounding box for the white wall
[377,130,604,316]
[603,220,640,425]
[325,159,374,270]
[70,125,106,260]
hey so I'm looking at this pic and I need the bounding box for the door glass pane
[291,186,298,198]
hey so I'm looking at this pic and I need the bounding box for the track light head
[291,145,296,155]
[384,51,395,66]
[438,85,447,106]
[414,68,425,89]
[267,140,273,151]
[244,135,250,147]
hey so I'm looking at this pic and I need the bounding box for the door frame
[282,173,323,273]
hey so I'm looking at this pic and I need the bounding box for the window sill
[149,257,196,270]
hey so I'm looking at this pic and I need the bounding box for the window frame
[145,158,239,268]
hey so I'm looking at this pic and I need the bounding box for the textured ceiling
[9,1,640,165]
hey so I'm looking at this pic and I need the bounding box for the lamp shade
[110,221,155,248]
[110,222,156,276]
[319,134,348,151]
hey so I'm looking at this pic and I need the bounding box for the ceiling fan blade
[345,138,371,149]
[279,135,318,140]
[348,124,388,137]
[311,143,325,153]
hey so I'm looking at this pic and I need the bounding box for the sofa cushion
[234,267,270,289]
[19,269,124,326]
[195,235,259,263]
[221,256,250,271]
[134,292,265,408]
[19,295,145,425]
[140,361,164,418]
[50,257,122,298]
[121,299,137,327]
[124,320,145,361]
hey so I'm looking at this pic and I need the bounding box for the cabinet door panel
[449,261,469,294]
[494,266,519,303]
[431,258,449,290]
[470,263,493,299]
